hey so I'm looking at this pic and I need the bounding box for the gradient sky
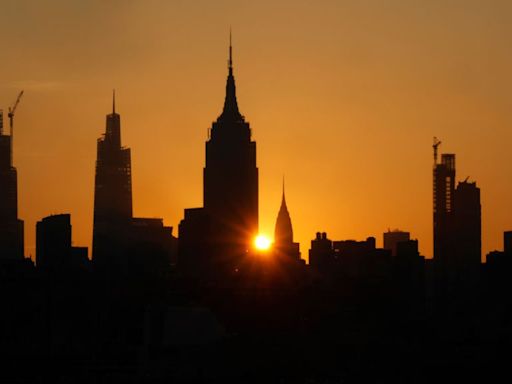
[1,0,511,261]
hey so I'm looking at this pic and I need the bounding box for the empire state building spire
[221,31,242,120]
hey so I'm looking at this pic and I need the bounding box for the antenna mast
[228,28,233,73]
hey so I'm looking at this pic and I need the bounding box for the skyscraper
[0,110,24,261]
[432,140,482,287]
[453,180,481,282]
[178,37,260,276]
[274,185,293,246]
[433,148,455,268]
[92,93,133,271]
[92,93,176,276]
[274,182,300,261]
[202,37,259,264]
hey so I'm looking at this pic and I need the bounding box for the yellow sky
[1,0,511,261]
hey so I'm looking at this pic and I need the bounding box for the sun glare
[254,235,272,251]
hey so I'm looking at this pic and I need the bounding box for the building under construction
[0,94,24,261]
[92,94,176,276]
[432,138,481,290]
[433,138,455,268]
[92,93,133,273]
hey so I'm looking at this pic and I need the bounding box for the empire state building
[179,37,259,274]
[203,37,259,260]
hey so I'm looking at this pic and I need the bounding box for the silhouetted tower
[433,140,455,267]
[453,180,481,282]
[274,180,300,260]
[275,181,293,245]
[203,35,258,265]
[92,92,133,269]
[0,106,24,260]
[433,140,482,293]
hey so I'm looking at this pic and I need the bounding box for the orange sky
[1,0,511,261]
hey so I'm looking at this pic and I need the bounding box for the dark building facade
[453,180,481,282]
[383,229,410,257]
[485,231,512,310]
[36,214,72,271]
[309,232,334,271]
[0,110,24,261]
[394,239,426,316]
[36,214,89,274]
[178,208,212,275]
[486,231,512,276]
[92,94,133,272]
[129,218,177,275]
[309,233,392,282]
[485,232,511,267]
[504,231,512,254]
[333,237,392,281]
[179,39,259,275]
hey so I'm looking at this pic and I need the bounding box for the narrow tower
[92,92,133,270]
[274,180,293,246]
[433,143,455,266]
[453,180,481,283]
[203,36,259,267]
[0,109,24,260]
[274,180,300,261]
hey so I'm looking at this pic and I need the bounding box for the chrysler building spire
[275,179,294,245]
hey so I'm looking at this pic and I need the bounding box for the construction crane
[7,90,24,167]
[433,137,441,166]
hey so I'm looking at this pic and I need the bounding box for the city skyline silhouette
[1,1,511,261]
[2,42,505,263]
[2,2,512,383]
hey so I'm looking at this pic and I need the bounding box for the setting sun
[254,235,272,251]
